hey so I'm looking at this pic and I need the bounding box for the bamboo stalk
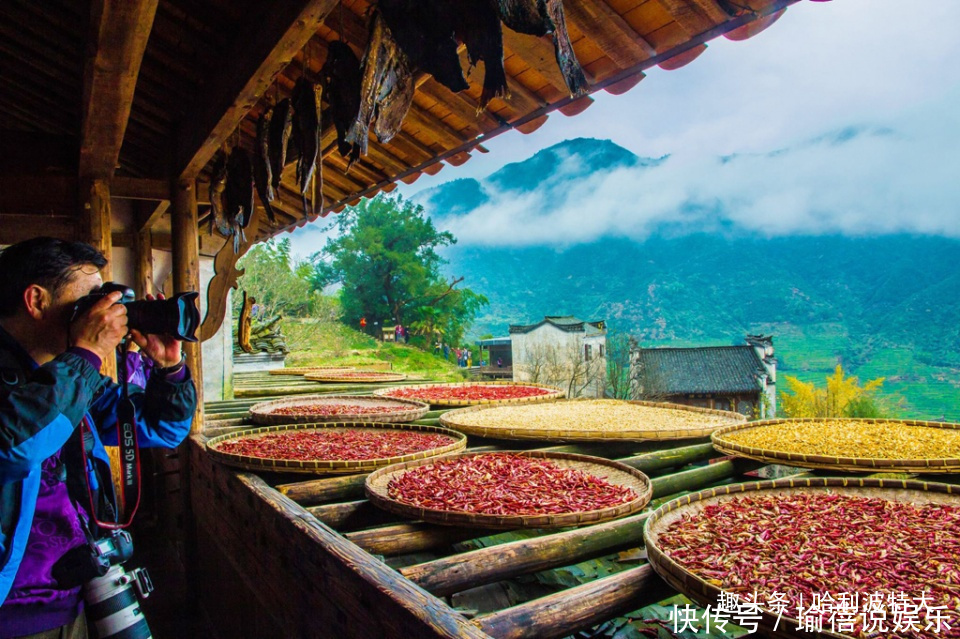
[618,443,718,474]
[277,473,368,504]
[650,460,737,498]
[472,564,670,639]
[308,499,399,529]
[400,513,650,596]
[344,523,488,556]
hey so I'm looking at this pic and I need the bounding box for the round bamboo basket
[373,381,564,407]
[366,451,652,529]
[248,395,430,425]
[439,398,746,442]
[205,422,466,474]
[303,371,407,383]
[644,477,960,639]
[268,366,355,376]
[712,417,960,473]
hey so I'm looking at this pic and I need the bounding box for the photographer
[0,237,197,639]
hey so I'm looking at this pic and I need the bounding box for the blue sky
[288,0,960,257]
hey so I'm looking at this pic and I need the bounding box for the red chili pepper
[384,385,553,402]
[387,453,638,516]
[659,493,960,638]
[269,404,412,417]
[217,430,456,461]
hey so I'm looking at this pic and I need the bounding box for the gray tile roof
[635,346,764,395]
[509,316,606,335]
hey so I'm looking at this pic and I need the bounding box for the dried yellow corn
[723,420,960,459]
[449,400,742,434]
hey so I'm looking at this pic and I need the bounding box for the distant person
[497,357,503,368]
[467,353,472,367]
[442,343,449,360]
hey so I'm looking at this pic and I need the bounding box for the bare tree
[517,337,605,398]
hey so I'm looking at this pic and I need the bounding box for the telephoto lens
[83,564,154,639]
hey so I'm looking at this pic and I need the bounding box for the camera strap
[79,348,142,530]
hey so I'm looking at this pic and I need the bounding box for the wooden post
[171,178,203,431]
[80,178,116,379]
[133,204,153,298]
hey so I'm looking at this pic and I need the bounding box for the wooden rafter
[175,0,340,180]
[565,0,657,68]
[79,0,159,179]
[654,0,731,36]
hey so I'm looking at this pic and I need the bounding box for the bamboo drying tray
[365,451,652,529]
[373,381,564,407]
[268,366,355,376]
[644,477,960,639]
[304,371,407,383]
[440,399,745,442]
[206,422,466,474]
[248,395,429,425]
[712,417,960,473]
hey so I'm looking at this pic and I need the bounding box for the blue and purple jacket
[0,327,195,636]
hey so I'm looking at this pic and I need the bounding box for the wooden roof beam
[79,0,159,179]
[175,0,339,180]
[565,0,657,68]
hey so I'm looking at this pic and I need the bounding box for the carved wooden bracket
[199,209,259,342]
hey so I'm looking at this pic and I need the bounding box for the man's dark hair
[0,237,108,318]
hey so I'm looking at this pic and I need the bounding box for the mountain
[412,138,960,421]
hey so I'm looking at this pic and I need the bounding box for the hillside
[413,138,960,421]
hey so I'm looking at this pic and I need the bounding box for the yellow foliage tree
[780,365,885,418]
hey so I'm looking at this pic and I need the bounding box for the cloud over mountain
[413,105,960,248]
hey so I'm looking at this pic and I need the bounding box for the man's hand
[129,294,183,368]
[71,291,128,361]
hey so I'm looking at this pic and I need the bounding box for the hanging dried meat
[497,0,587,97]
[378,0,469,94]
[451,0,508,108]
[224,148,254,252]
[291,77,323,218]
[207,150,231,237]
[268,98,293,193]
[253,109,276,226]
[320,41,363,159]
[345,10,415,161]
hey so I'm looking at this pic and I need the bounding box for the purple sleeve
[66,346,101,372]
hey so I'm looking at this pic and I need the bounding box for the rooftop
[634,344,766,395]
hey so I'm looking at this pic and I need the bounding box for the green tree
[311,194,486,345]
[235,238,317,319]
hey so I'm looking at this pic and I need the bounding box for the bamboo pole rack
[190,373,805,638]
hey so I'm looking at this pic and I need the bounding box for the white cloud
[434,95,960,246]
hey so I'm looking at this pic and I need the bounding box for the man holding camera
[0,237,197,638]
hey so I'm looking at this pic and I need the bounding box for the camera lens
[123,292,201,342]
[84,565,153,639]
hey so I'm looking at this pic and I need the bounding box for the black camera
[71,282,200,343]
[53,531,154,639]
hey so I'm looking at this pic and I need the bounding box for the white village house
[509,316,608,398]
